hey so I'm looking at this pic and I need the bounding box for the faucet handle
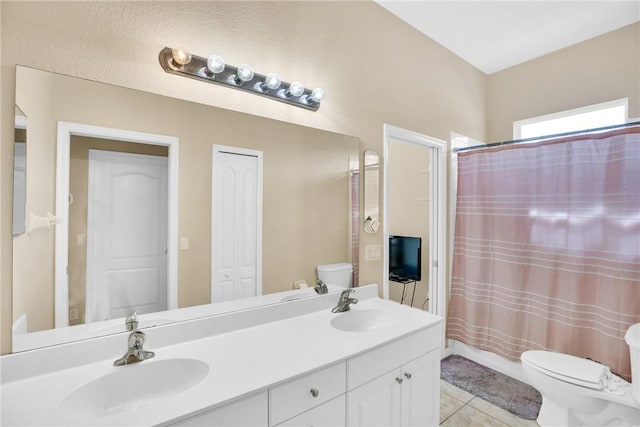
[125,310,138,331]
[128,330,146,349]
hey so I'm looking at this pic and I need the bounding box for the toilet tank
[317,263,353,288]
[625,323,640,403]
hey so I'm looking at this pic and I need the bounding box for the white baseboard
[444,339,531,385]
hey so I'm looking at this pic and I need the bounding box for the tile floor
[440,379,540,427]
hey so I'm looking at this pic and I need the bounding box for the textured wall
[1,1,487,353]
[487,22,640,142]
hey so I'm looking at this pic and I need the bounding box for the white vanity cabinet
[275,395,346,427]
[270,362,346,426]
[170,326,440,427]
[168,391,268,426]
[346,327,441,427]
[1,292,444,427]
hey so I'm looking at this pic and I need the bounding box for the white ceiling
[375,1,640,74]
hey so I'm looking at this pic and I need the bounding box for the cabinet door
[400,351,440,427]
[170,391,267,426]
[347,369,402,427]
[275,395,346,427]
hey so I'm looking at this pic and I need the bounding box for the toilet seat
[522,350,609,390]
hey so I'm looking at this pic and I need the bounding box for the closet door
[211,145,263,303]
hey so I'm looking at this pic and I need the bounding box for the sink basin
[59,358,209,418]
[330,309,388,332]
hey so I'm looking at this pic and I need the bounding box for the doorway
[55,122,179,328]
[383,125,446,319]
[85,149,169,322]
[211,145,263,303]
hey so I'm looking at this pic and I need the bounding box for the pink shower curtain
[447,126,640,380]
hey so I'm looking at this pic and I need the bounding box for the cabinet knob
[404,372,412,380]
[395,377,403,384]
[310,388,319,398]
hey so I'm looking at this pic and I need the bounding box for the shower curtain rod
[455,121,640,153]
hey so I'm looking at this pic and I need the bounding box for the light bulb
[235,64,254,84]
[171,46,192,66]
[309,87,326,103]
[262,73,281,91]
[287,81,305,97]
[206,55,225,74]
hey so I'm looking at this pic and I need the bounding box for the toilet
[521,323,640,427]
[317,263,353,288]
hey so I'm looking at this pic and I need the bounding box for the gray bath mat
[440,355,542,420]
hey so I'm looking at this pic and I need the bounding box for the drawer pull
[404,372,412,380]
[310,388,319,398]
[395,377,403,384]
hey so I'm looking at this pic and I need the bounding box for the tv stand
[389,275,418,307]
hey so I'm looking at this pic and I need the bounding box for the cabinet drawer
[347,326,440,390]
[275,394,346,427]
[270,362,346,426]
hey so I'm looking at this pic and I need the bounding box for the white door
[86,150,168,322]
[347,369,402,427]
[211,145,263,303]
[400,352,440,426]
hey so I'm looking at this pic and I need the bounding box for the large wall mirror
[12,66,360,352]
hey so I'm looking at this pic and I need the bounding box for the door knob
[310,388,319,398]
[404,372,412,380]
[395,377,403,384]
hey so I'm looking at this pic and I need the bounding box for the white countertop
[1,289,442,426]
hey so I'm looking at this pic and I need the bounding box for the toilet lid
[522,350,608,390]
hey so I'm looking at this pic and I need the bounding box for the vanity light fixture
[206,54,225,75]
[159,46,326,111]
[285,80,305,98]
[261,73,281,92]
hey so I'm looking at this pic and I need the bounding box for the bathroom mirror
[13,106,27,235]
[12,65,360,352]
[363,150,380,234]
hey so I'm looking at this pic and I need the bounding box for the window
[513,98,629,139]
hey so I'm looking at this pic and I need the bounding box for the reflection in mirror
[13,106,27,235]
[12,66,360,352]
[363,150,380,234]
[69,137,171,326]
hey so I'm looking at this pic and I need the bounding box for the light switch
[180,236,190,250]
[76,233,86,246]
[365,244,381,261]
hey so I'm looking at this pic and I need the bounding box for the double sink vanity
[1,285,443,426]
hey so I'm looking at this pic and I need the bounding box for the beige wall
[487,22,640,142]
[1,1,487,353]
[388,141,430,308]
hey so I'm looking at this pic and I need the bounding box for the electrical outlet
[69,307,78,321]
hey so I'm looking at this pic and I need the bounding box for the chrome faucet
[113,330,155,366]
[125,310,138,331]
[314,279,329,294]
[332,289,358,313]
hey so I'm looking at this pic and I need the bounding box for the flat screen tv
[389,235,422,281]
